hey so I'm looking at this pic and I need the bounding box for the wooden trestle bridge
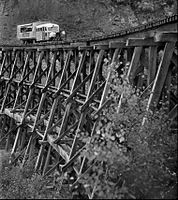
[0,14,177,198]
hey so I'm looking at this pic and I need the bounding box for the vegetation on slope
[0,0,177,42]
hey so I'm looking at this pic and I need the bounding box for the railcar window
[36,27,48,32]
[48,26,58,31]
[20,27,32,33]
[41,27,46,31]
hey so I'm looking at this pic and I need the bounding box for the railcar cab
[17,21,46,44]
[36,23,60,42]
[17,22,35,44]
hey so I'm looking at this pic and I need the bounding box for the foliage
[77,61,177,199]
[0,157,72,199]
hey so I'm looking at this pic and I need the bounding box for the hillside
[0,0,177,43]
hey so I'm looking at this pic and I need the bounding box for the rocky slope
[0,0,177,43]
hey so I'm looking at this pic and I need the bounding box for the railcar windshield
[48,26,59,32]
[20,24,33,33]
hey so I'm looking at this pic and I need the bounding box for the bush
[0,156,72,199]
[78,62,177,199]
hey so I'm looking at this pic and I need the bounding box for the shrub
[0,157,72,199]
[78,62,177,199]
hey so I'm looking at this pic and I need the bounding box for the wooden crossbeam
[148,46,157,85]
[154,32,178,42]
[80,81,106,112]
[35,51,72,171]
[126,38,163,46]
[55,50,87,139]
[11,51,44,155]
[146,42,175,111]
[60,49,107,171]
[65,69,94,104]
[168,104,178,121]
[127,46,143,83]
[0,53,7,76]
[109,42,126,48]
[73,48,120,180]
[0,51,19,112]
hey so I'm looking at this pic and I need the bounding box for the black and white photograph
[0,0,177,199]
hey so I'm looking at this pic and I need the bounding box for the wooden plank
[0,52,18,112]
[78,46,93,51]
[13,47,25,51]
[56,50,87,138]
[21,51,44,119]
[171,52,177,67]
[0,53,7,76]
[80,81,105,112]
[154,32,178,42]
[24,47,38,51]
[1,47,13,51]
[61,145,86,172]
[70,42,87,47]
[68,49,105,159]
[32,51,57,128]
[126,38,163,47]
[3,108,61,133]
[109,42,126,49]
[100,48,121,105]
[53,69,77,98]
[162,68,172,110]
[21,135,34,167]
[35,51,72,170]
[94,44,109,50]
[62,46,78,51]
[4,118,13,151]
[47,135,69,162]
[77,48,120,177]
[146,42,175,111]
[86,50,105,98]
[127,46,143,84]
[168,104,178,120]
[42,145,52,175]
[65,70,94,104]
[54,121,78,144]
[148,46,157,85]
[11,51,44,155]
[46,118,62,135]
[126,47,134,62]
[13,52,31,110]
[136,48,146,88]
[117,47,142,113]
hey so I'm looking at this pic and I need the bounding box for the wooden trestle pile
[0,31,177,198]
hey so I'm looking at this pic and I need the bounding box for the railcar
[17,21,66,44]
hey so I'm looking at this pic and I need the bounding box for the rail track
[0,14,177,48]
[0,14,177,199]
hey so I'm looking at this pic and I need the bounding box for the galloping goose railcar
[17,21,65,44]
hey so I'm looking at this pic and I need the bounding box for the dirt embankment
[0,0,177,43]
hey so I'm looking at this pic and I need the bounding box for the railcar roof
[36,23,59,28]
[17,21,51,27]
